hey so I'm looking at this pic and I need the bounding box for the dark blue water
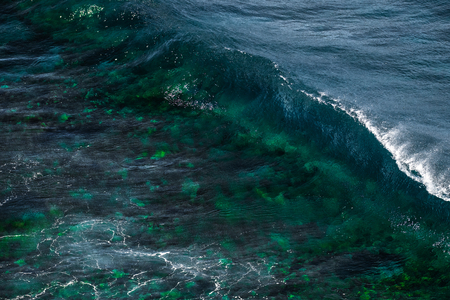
[2,0,450,298]
[165,0,450,200]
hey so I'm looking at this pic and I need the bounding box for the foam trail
[301,90,450,202]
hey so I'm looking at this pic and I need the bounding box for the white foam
[279,75,288,82]
[301,90,450,201]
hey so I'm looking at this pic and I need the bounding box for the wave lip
[302,90,450,202]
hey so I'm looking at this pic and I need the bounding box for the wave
[7,0,446,206]
[168,43,433,203]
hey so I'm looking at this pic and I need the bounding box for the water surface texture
[1,0,450,299]
[171,0,450,200]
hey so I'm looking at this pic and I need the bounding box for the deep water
[1,0,450,299]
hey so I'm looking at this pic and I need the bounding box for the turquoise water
[1,0,450,298]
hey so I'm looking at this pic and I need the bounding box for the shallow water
[1,0,450,299]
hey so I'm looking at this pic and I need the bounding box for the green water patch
[2,1,450,298]
[18,0,142,51]
[0,210,60,263]
[0,235,36,259]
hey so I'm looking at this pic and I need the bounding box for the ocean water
[1,0,450,298]
[170,0,450,200]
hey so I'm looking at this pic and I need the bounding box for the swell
[7,0,450,213]
[129,35,445,213]
[171,43,450,213]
